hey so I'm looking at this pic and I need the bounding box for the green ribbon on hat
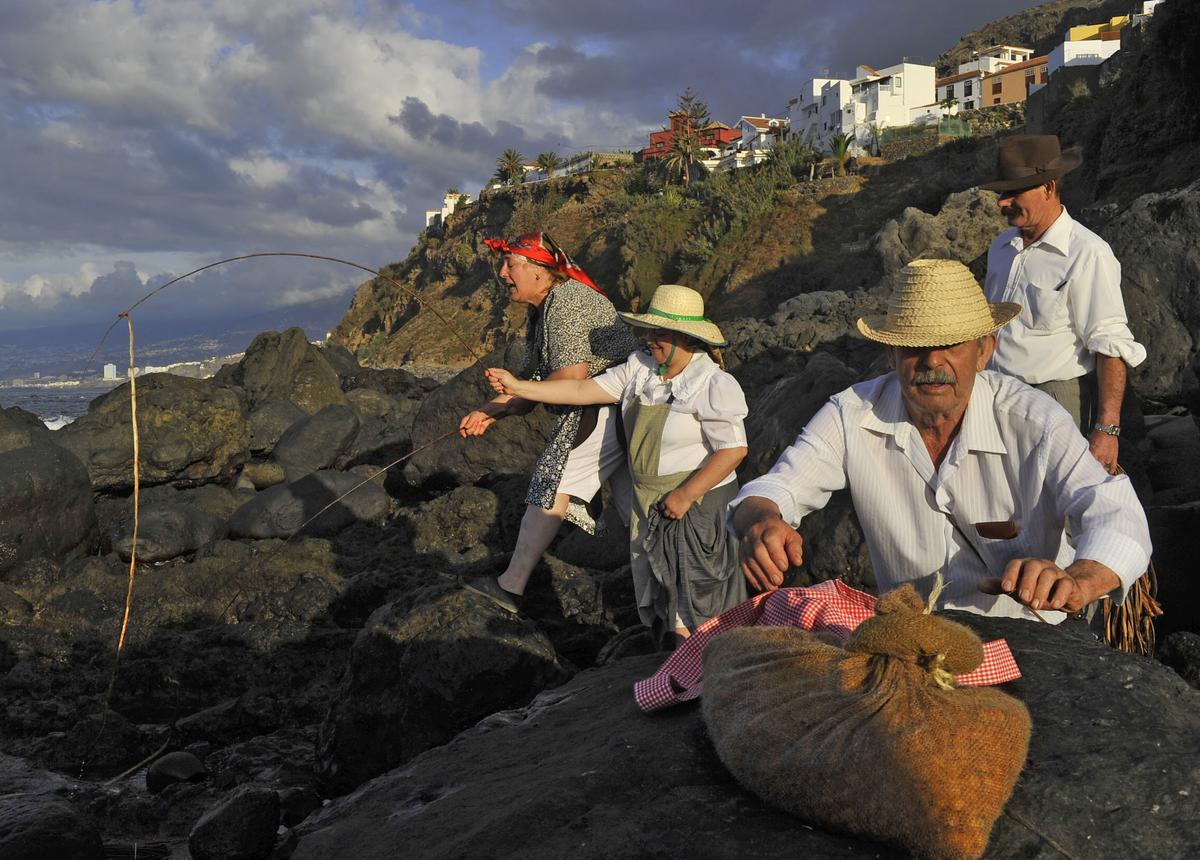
[649,308,711,323]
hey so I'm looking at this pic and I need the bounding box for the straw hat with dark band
[979,134,1082,193]
[619,284,726,346]
[857,259,1021,348]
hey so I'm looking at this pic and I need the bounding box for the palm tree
[496,148,526,185]
[535,151,562,179]
[828,132,855,177]
[663,131,703,186]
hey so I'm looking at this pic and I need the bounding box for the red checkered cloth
[634,579,1022,713]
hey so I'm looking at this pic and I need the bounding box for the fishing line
[81,251,482,779]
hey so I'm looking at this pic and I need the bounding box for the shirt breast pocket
[1024,282,1068,332]
[975,531,1031,574]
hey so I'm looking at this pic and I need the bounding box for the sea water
[0,383,120,428]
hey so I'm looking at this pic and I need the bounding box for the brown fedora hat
[979,134,1082,193]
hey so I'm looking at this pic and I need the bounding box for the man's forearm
[1064,557,1123,605]
[1094,353,1126,425]
[731,495,784,538]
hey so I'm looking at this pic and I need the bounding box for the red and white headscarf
[483,232,605,295]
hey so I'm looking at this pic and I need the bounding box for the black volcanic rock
[227,470,388,539]
[0,442,97,574]
[270,403,360,478]
[57,373,249,491]
[337,387,419,470]
[739,350,858,481]
[111,502,228,563]
[246,398,306,456]
[145,750,208,794]
[214,327,348,415]
[293,612,1200,859]
[0,795,103,860]
[403,343,556,489]
[0,406,54,453]
[315,587,569,796]
[1160,630,1200,689]
[188,784,279,860]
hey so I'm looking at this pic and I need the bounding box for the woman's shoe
[461,576,523,614]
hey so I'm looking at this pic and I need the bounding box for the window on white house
[964,81,973,96]
[894,76,902,90]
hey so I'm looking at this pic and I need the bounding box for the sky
[0,0,1041,333]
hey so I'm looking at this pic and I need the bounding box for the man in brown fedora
[980,134,1145,476]
[730,259,1150,622]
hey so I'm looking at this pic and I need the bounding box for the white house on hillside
[425,191,471,231]
[790,61,934,154]
[714,114,790,170]
[845,61,936,152]
[789,78,854,147]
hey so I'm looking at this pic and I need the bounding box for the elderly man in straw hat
[979,134,1145,475]
[730,259,1151,621]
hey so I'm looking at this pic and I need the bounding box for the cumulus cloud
[0,0,1036,333]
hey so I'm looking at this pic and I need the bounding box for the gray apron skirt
[624,396,748,631]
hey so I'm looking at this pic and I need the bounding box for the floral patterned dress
[521,278,639,532]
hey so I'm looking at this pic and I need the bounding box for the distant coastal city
[0,352,244,426]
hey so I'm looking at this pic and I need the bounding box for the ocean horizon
[0,383,120,427]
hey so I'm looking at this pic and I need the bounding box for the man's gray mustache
[912,371,955,385]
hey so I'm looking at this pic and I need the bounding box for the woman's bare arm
[486,367,617,406]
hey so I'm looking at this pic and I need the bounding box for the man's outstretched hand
[735,498,804,592]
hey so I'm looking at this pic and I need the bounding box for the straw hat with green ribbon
[619,284,726,346]
[856,259,1022,347]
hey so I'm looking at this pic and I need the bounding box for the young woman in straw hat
[487,284,750,642]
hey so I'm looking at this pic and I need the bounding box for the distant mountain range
[0,288,356,381]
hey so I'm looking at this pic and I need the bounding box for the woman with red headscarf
[460,233,639,613]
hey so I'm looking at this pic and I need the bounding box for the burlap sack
[702,584,1031,860]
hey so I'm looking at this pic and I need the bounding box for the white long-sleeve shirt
[731,371,1151,621]
[984,207,1146,384]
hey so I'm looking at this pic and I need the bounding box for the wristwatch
[1093,422,1121,437]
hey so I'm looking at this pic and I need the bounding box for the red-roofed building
[641,111,742,161]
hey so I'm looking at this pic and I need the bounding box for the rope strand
[85,251,485,372]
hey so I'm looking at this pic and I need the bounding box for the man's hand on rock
[1088,429,1119,476]
[738,517,804,594]
[980,557,1121,614]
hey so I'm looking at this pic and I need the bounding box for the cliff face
[330,140,1002,374]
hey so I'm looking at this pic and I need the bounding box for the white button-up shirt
[984,207,1146,384]
[593,350,747,485]
[731,370,1151,621]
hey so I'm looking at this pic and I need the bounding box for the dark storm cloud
[392,96,560,158]
[450,0,1042,124]
[0,119,383,255]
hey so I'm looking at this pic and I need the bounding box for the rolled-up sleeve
[1069,248,1147,368]
[729,399,849,526]
[696,372,748,451]
[1043,413,1152,601]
